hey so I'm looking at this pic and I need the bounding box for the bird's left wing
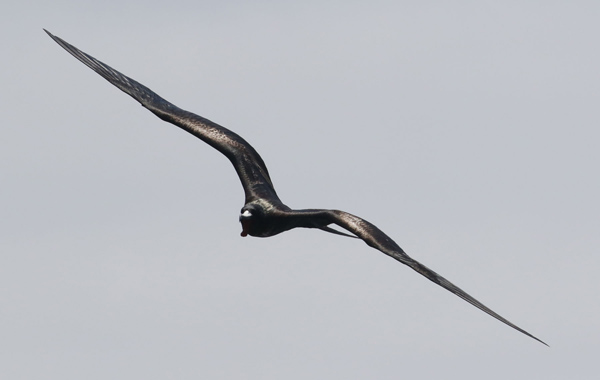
[300,209,547,345]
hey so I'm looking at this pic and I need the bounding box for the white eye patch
[241,210,252,217]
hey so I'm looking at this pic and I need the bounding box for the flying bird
[45,29,547,346]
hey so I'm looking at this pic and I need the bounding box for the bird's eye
[241,210,252,217]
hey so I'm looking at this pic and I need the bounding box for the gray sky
[2,1,599,379]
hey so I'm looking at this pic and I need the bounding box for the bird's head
[239,203,266,237]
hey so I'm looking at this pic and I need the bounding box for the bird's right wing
[45,29,279,204]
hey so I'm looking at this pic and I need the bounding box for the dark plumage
[45,29,547,346]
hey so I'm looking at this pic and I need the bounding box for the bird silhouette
[45,29,547,346]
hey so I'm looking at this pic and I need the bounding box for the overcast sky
[2,1,599,379]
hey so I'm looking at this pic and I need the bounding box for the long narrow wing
[45,29,279,204]
[306,209,547,345]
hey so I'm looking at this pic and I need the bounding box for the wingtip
[524,332,549,347]
[515,323,548,347]
[43,29,58,42]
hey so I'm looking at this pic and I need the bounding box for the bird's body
[45,29,546,346]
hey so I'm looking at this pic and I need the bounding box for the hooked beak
[239,210,252,237]
[240,219,251,237]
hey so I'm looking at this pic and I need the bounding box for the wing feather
[322,209,548,346]
[45,29,278,203]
